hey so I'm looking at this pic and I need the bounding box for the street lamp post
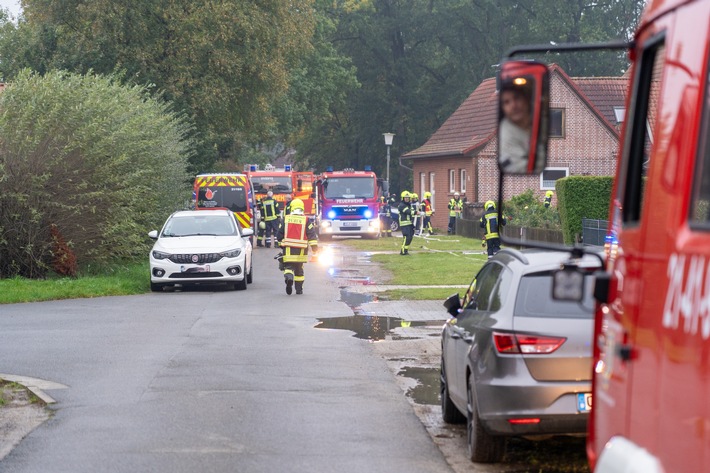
[383,132,395,183]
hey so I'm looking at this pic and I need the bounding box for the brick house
[401,65,627,231]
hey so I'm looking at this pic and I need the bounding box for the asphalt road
[0,245,452,473]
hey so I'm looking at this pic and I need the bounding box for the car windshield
[323,177,375,199]
[514,271,595,319]
[161,215,237,237]
[251,176,292,194]
[196,186,247,212]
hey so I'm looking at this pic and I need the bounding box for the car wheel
[390,220,400,232]
[235,278,247,291]
[467,375,505,463]
[150,282,164,292]
[246,263,253,284]
[441,360,466,424]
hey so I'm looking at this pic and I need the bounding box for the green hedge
[556,176,613,244]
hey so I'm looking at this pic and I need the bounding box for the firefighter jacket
[379,198,391,217]
[448,198,463,217]
[480,208,506,240]
[544,195,552,208]
[261,197,280,222]
[277,214,318,263]
[423,199,433,216]
[398,201,413,227]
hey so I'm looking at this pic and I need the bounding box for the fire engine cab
[498,1,710,472]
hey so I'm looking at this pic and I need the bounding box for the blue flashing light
[326,166,334,172]
[364,165,372,171]
[249,165,257,172]
[284,164,292,171]
[364,209,373,219]
[327,210,337,219]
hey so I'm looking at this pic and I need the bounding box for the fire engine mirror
[552,264,584,302]
[497,60,549,175]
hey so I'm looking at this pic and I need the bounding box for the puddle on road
[315,314,421,341]
[398,366,440,406]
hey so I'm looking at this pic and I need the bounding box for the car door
[445,263,503,407]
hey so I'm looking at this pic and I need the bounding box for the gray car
[440,248,600,463]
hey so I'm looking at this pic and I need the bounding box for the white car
[148,210,254,292]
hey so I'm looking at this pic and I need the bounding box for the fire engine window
[690,54,710,226]
[618,35,664,225]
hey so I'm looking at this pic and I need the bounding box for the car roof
[491,248,602,274]
[170,210,232,218]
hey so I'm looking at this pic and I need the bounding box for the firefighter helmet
[485,200,496,210]
[454,192,460,197]
[412,193,419,200]
[424,191,431,199]
[401,190,411,200]
[546,190,554,197]
[290,198,305,214]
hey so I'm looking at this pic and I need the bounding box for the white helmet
[267,190,273,197]
[454,192,460,197]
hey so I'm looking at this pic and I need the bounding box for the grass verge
[0,261,148,305]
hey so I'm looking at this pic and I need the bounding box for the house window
[419,172,426,198]
[429,173,435,209]
[460,169,467,193]
[449,169,456,193]
[541,167,569,190]
[550,108,565,138]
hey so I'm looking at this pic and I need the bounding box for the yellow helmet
[412,193,418,200]
[546,190,554,197]
[401,190,411,199]
[290,198,305,212]
[485,200,496,210]
[424,192,431,199]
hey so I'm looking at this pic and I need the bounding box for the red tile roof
[403,78,499,159]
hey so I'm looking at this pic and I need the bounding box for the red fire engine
[497,1,710,471]
[245,164,316,218]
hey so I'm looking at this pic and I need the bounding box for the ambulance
[498,1,710,471]
[193,173,257,233]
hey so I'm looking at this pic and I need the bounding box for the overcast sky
[0,0,21,20]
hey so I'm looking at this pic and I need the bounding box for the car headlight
[221,248,242,258]
[152,250,171,260]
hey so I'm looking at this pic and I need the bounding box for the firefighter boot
[285,273,294,295]
[295,282,303,295]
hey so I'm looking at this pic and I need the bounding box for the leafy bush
[0,70,195,278]
[504,189,561,229]
[556,176,613,244]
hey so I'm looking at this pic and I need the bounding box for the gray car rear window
[514,271,595,319]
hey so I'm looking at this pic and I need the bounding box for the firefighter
[398,191,414,255]
[283,194,294,216]
[422,191,434,235]
[276,198,318,295]
[448,192,463,234]
[411,193,421,234]
[256,198,267,247]
[480,200,506,258]
[544,190,554,208]
[260,190,280,248]
[379,195,393,237]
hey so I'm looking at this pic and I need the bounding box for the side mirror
[443,293,462,317]
[242,228,254,237]
[497,60,549,175]
[148,230,159,239]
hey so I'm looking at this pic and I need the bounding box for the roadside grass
[0,261,148,305]
[337,234,485,297]
[380,287,465,301]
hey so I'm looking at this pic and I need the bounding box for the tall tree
[1,0,316,172]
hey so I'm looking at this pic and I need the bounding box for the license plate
[577,393,592,413]
[342,221,359,227]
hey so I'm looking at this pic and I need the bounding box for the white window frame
[449,169,456,193]
[429,172,435,209]
[540,167,569,190]
[419,172,426,198]
[460,169,467,193]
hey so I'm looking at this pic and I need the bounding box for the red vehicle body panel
[589,1,710,471]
